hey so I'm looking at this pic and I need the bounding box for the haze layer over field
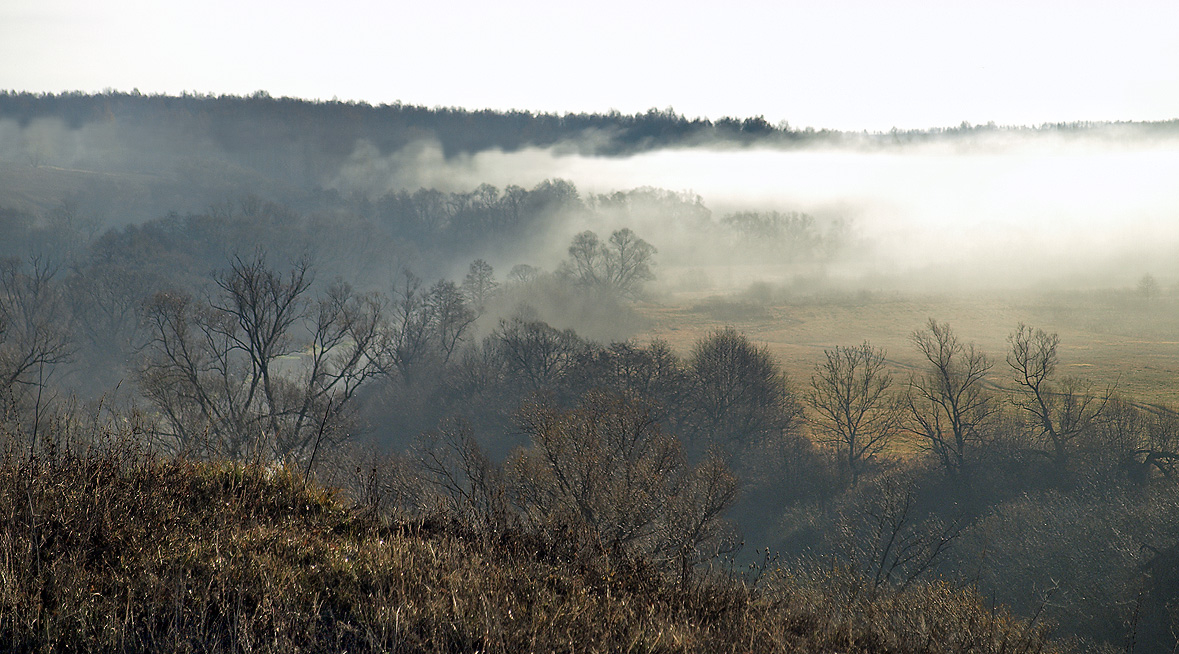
[363,132,1179,290]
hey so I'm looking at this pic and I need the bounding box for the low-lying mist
[338,133,1179,292]
[4,104,1178,296]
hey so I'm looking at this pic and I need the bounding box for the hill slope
[0,436,1057,653]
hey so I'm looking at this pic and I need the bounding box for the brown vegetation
[0,418,1059,653]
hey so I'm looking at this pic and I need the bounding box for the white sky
[2,0,1178,131]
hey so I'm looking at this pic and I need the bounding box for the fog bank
[340,135,1179,290]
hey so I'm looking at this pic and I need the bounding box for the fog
[334,133,1179,291]
[5,106,1179,296]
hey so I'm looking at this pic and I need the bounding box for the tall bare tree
[508,392,737,582]
[293,281,388,464]
[906,319,995,477]
[0,257,73,393]
[0,256,74,440]
[1007,323,1111,479]
[209,252,312,443]
[427,280,477,365]
[384,270,478,381]
[807,342,902,484]
[686,327,800,456]
[461,259,497,313]
[139,253,385,460]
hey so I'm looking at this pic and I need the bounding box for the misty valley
[4,91,1179,652]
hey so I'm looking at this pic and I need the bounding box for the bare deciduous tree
[427,280,477,365]
[493,318,587,392]
[461,259,497,313]
[385,269,432,380]
[209,252,313,443]
[838,473,960,592]
[807,342,902,484]
[1007,323,1111,479]
[565,339,691,426]
[66,259,150,358]
[508,392,737,581]
[660,450,740,585]
[415,419,508,531]
[139,253,384,461]
[686,327,801,456]
[1090,396,1179,481]
[510,393,678,547]
[295,280,388,466]
[0,256,74,440]
[508,263,539,284]
[1139,408,1179,479]
[0,258,74,393]
[384,270,478,380]
[906,319,995,478]
[565,228,656,297]
[1137,274,1160,302]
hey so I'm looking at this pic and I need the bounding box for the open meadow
[640,284,1179,407]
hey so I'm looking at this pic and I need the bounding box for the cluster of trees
[8,218,1179,648]
[722,210,848,263]
[367,180,581,258]
[562,228,656,297]
[0,193,669,444]
[357,306,1179,649]
[806,319,1179,489]
[0,232,794,588]
[797,320,1179,648]
[6,185,1179,651]
[0,177,690,415]
[376,315,800,465]
[12,91,1179,651]
[4,128,850,289]
[356,312,805,586]
[360,182,847,271]
[123,230,670,461]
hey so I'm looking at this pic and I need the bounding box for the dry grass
[0,425,1061,653]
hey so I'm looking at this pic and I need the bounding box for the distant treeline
[0,179,845,291]
[0,90,810,159]
[4,90,1176,160]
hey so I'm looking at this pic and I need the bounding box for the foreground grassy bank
[0,436,1057,654]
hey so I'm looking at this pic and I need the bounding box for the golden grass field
[636,286,1179,408]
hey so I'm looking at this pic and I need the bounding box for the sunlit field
[639,284,1179,408]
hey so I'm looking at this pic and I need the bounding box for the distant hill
[4,91,1176,164]
[3,91,1174,221]
[0,90,805,161]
